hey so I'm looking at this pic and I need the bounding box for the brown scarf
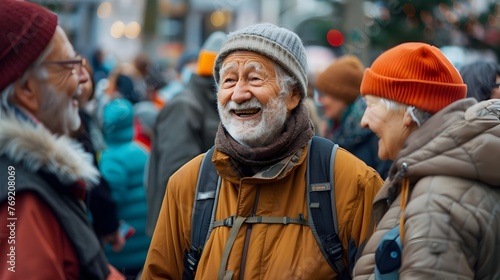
[215,102,314,167]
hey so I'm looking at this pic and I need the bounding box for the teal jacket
[99,98,151,272]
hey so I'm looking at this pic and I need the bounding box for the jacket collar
[0,112,99,187]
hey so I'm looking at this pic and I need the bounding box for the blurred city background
[35,0,499,81]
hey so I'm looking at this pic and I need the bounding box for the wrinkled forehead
[220,51,275,75]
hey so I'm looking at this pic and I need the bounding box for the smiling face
[217,51,301,147]
[360,95,414,160]
[36,27,87,135]
[12,26,88,136]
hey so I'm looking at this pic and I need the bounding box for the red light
[327,29,344,47]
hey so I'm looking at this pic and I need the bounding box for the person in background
[353,42,500,279]
[0,1,123,279]
[133,53,166,109]
[91,48,110,84]
[73,62,125,252]
[304,45,337,135]
[145,31,226,236]
[142,23,384,279]
[315,55,392,178]
[100,98,152,279]
[158,50,199,102]
[459,60,500,101]
[133,100,160,151]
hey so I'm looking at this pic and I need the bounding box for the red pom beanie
[360,42,467,114]
[0,0,58,92]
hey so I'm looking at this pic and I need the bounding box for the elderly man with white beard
[0,1,123,279]
[143,23,384,280]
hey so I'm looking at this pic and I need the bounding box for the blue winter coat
[99,98,151,272]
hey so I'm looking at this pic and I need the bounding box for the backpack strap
[182,146,221,280]
[183,137,348,279]
[307,136,348,278]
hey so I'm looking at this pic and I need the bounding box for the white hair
[0,40,53,112]
[378,97,432,127]
[274,63,297,96]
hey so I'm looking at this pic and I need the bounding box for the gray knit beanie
[213,23,308,99]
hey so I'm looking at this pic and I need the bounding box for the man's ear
[402,110,417,129]
[11,76,41,115]
[286,87,302,111]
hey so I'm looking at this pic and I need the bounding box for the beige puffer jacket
[353,99,500,279]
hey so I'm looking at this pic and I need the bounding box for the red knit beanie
[315,55,364,104]
[360,42,467,114]
[0,0,58,92]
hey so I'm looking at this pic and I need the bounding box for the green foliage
[368,0,499,58]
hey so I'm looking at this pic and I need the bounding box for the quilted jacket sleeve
[400,176,500,279]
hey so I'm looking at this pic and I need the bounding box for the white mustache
[73,87,83,99]
[225,98,262,111]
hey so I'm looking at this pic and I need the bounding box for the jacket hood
[390,98,500,188]
[102,98,134,145]
[0,113,99,186]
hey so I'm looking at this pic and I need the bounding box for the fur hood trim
[0,113,99,186]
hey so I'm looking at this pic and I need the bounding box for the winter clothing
[142,126,384,279]
[0,111,110,279]
[134,101,159,136]
[327,97,392,178]
[133,101,160,151]
[146,74,220,235]
[0,0,58,92]
[197,31,227,76]
[143,98,384,279]
[315,55,364,104]
[360,42,467,114]
[100,99,151,275]
[75,109,120,237]
[353,98,500,279]
[214,23,308,99]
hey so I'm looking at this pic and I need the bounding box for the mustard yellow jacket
[143,142,384,280]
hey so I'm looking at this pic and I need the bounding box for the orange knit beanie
[360,42,467,114]
[315,55,364,104]
[196,31,226,76]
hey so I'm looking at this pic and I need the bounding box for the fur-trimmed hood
[0,113,99,186]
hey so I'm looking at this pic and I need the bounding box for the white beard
[38,83,81,135]
[218,94,288,147]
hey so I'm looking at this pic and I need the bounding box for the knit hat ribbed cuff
[196,31,226,77]
[361,68,467,114]
[360,42,467,114]
[197,50,217,76]
[214,32,308,99]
